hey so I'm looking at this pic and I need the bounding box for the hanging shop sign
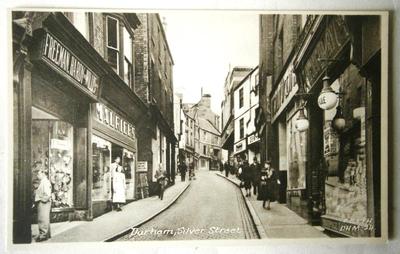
[234,139,246,155]
[247,133,260,145]
[302,16,351,92]
[95,103,136,141]
[271,65,299,123]
[33,31,100,100]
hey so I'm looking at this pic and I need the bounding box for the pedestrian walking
[240,158,253,197]
[155,163,167,200]
[223,160,230,177]
[34,169,52,242]
[178,161,187,182]
[258,160,280,209]
[251,157,261,195]
[188,162,195,180]
[112,165,126,211]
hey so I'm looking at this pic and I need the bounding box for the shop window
[323,64,368,223]
[123,27,134,89]
[31,114,74,209]
[239,88,244,108]
[106,16,119,73]
[239,118,244,139]
[286,110,307,189]
[92,135,111,201]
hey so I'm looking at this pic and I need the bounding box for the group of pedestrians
[224,156,280,210]
[178,161,195,182]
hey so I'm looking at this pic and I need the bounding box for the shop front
[29,27,103,223]
[91,103,137,218]
[270,64,307,210]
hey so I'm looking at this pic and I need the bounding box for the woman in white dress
[112,165,126,211]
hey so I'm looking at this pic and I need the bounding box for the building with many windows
[220,67,253,164]
[232,66,260,164]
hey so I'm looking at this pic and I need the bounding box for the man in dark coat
[178,161,187,182]
[251,157,261,195]
[223,161,230,177]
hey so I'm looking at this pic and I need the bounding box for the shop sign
[95,103,136,141]
[271,65,299,123]
[302,17,350,91]
[247,133,260,145]
[50,138,69,150]
[137,161,148,172]
[36,31,100,99]
[321,216,372,237]
[234,139,246,155]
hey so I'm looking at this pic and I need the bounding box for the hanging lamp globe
[295,108,309,132]
[332,105,346,132]
[318,76,338,110]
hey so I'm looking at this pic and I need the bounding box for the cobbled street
[117,171,258,241]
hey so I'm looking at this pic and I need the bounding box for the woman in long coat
[112,165,126,211]
[257,161,279,209]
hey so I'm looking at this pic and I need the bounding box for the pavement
[216,172,329,239]
[32,180,190,243]
[117,170,258,241]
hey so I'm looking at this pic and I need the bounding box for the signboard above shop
[271,65,299,123]
[32,30,100,100]
[94,103,136,142]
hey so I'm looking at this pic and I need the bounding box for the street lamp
[332,105,346,132]
[317,75,338,110]
[295,107,309,132]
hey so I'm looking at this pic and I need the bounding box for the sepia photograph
[7,7,390,251]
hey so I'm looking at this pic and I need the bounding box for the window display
[324,64,368,223]
[286,109,307,189]
[32,117,74,209]
[92,135,112,201]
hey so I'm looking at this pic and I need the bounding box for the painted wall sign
[95,103,136,141]
[302,16,350,91]
[271,65,299,123]
[37,31,100,98]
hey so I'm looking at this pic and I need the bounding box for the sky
[161,11,259,114]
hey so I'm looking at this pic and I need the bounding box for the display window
[31,107,74,209]
[286,109,307,190]
[122,149,135,200]
[324,64,368,223]
[92,135,112,201]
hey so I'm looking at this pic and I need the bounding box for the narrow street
[117,171,258,241]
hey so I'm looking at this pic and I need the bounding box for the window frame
[106,15,120,74]
[239,88,244,108]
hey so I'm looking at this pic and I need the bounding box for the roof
[198,118,220,135]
